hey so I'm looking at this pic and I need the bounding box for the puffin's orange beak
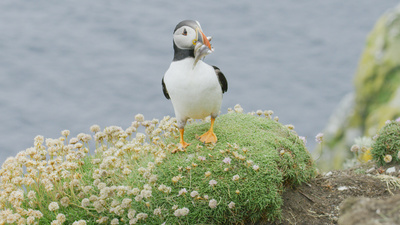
[193,27,213,68]
[197,29,212,50]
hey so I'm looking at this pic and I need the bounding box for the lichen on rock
[320,4,400,170]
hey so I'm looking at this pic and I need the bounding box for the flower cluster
[174,207,189,217]
[0,114,180,224]
[348,136,374,165]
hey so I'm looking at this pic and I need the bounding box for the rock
[339,195,400,225]
[325,171,333,177]
[338,186,349,191]
[320,4,400,170]
[366,167,375,173]
[386,166,396,174]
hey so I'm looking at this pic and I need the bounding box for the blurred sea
[0,0,397,165]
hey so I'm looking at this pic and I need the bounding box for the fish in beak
[193,28,213,68]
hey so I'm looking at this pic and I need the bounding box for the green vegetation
[371,120,400,166]
[0,107,315,224]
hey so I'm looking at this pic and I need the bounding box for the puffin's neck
[173,42,194,61]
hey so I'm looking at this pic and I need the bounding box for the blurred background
[0,0,398,166]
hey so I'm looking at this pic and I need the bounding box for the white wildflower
[130,188,140,196]
[121,198,132,208]
[81,198,90,207]
[136,213,148,220]
[56,214,66,223]
[96,217,109,224]
[90,125,101,133]
[299,136,307,145]
[234,104,243,113]
[178,188,187,196]
[110,218,119,225]
[384,154,393,163]
[222,157,231,164]
[190,191,199,198]
[209,199,218,209]
[252,165,260,171]
[209,179,217,187]
[286,124,295,130]
[315,133,324,143]
[153,208,162,216]
[174,207,189,217]
[128,209,137,219]
[350,144,360,152]
[129,218,138,224]
[48,202,59,211]
[28,191,36,200]
[61,130,70,137]
[69,138,79,145]
[135,194,143,202]
[141,190,152,199]
[72,220,86,225]
[135,114,145,122]
[60,196,70,207]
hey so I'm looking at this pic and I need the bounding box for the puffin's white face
[173,25,198,50]
[172,20,213,67]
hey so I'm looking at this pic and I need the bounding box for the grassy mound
[371,120,400,166]
[0,109,315,224]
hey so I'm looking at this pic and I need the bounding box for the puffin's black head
[172,20,213,62]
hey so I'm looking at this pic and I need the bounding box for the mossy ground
[184,112,315,186]
[158,113,315,224]
[0,111,316,224]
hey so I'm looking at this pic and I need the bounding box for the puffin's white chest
[164,58,222,120]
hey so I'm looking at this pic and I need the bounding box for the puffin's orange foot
[180,141,191,149]
[172,141,191,154]
[198,131,217,144]
[178,128,190,149]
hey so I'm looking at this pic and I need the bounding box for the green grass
[0,111,316,224]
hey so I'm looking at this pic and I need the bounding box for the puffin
[162,20,228,148]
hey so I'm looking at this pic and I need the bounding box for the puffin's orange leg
[179,128,190,148]
[198,117,217,144]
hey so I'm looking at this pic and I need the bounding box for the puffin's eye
[182,28,187,36]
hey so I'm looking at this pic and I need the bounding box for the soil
[260,163,400,225]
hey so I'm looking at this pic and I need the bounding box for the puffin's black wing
[212,66,228,93]
[162,76,170,99]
